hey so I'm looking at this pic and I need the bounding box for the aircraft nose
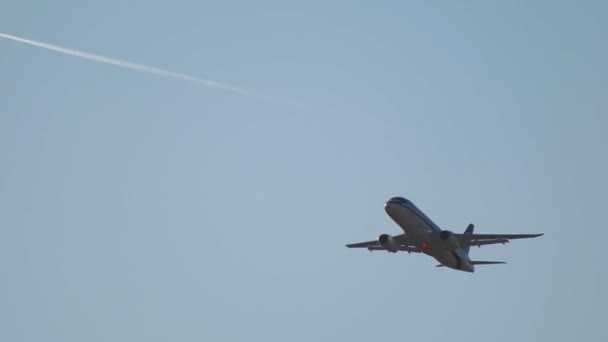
[385,197,404,210]
[384,201,396,215]
[388,196,408,204]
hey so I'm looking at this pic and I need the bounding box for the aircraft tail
[462,224,474,254]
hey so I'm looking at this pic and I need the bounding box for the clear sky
[1,1,607,341]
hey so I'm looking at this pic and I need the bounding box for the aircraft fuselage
[384,197,475,272]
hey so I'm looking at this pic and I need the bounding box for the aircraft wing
[345,234,422,253]
[457,233,543,247]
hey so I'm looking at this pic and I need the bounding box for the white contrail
[0,32,292,104]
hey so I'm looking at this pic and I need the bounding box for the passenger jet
[346,196,543,272]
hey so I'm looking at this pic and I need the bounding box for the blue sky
[1,1,607,341]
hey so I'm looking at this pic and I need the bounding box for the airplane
[345,196,543,273]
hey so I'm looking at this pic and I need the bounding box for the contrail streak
[0,32,292,104]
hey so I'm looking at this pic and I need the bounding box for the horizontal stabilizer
[471,261,506,265]
[436,261,506,267]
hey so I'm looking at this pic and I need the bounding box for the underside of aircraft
[346,197,543,272]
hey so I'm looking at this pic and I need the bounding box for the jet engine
[439,230,460,249]
[378,234,399,253]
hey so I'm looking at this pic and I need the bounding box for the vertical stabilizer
[463,224,474,254]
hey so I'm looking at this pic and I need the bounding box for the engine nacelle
[378,234,399,253]
[439,230,460,249]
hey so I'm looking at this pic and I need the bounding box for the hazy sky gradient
[1,1,607,341]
